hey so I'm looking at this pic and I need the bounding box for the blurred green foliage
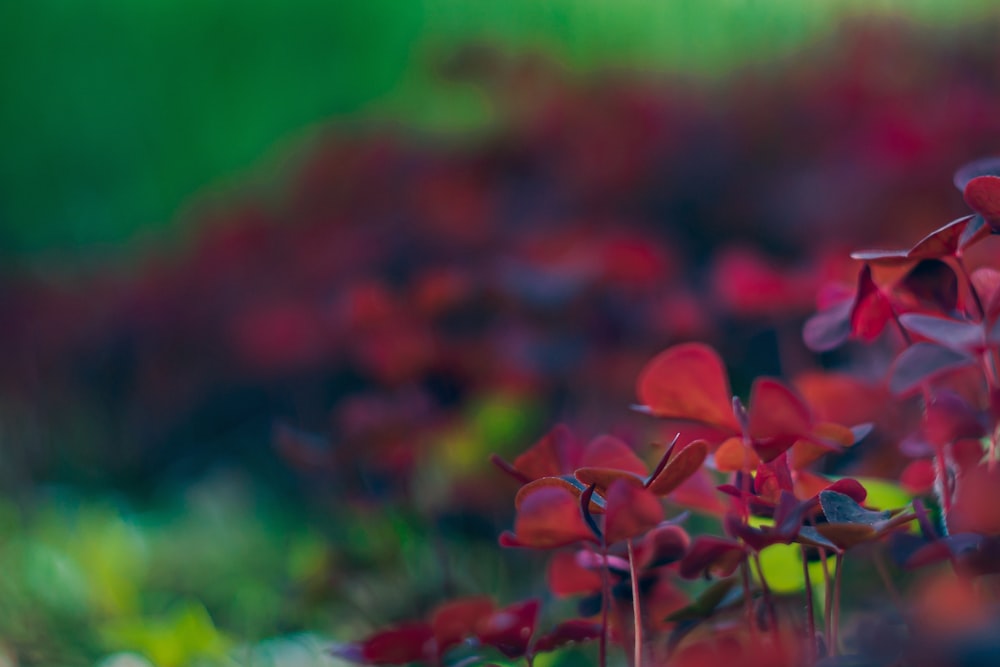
[0,0,994,259]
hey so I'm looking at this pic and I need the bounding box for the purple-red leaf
[678,536,745,579]
[476,599,540,658]
[604,479,664,544]
[531,619,602,654]
[964,175,1000,227]
[646,440,709,496]
[898,313,985,352]
[803,298,853,352]
[747,378,813,441]
[888,342,976,396]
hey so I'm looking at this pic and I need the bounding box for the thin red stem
[599,543,610,667]
[801,545,816,662]
[752,552,782,653]
[741,558,758,642]
[831,554,844,657]
[820,548,832,655]
[628,539,643,667]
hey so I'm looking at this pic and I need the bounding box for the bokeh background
[1,1,999,665]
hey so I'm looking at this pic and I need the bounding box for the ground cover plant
[333,162,1000,666]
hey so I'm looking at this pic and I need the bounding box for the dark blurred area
[5,19,1000,498]
[2,5,1000,664]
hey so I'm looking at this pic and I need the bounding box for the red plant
[334,156,1000,666]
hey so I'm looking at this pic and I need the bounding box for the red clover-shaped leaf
[898,313,986,353]
[888,342,976,396]
[645,440,709,496]
[964,176,1000,228]
[431,597,496,654]
[476,599,540,659]
[503,486,598,548]
[678,536,745,579]
[531,619,602,654]
[635,343,739,431]
[603,479,664,545]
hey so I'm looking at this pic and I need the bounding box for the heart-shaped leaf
[888,342,976,396]
[604,479,664,544]
[898,313,985,352]
[636,343,738,431]
[431,597,496,654]
[851,215,984,265]
[503,486,598,548]
[964,175,1000,225]
[713,436,759,472]
[646,440,710,496]
[850,265,893,341]
[475,599,540,659]
[747,378,813,441]
[512,424,582,481]
[531,619,601,654]
[678,536,745,579]
[923,390,985,447]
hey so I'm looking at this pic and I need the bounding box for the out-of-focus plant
[335,159,1000,666]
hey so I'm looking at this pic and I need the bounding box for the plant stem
[820,548,832,656]
[741,558,756,640]
[599,542,610,667]
[831,554,844,657]
[801,545,816,662]
[628,539,643,667]
[752,551,783,658]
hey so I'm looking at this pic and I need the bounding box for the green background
[1,0,994,261]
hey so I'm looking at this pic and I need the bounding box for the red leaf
[964,175,1000,225]
[507,486,597,548]
[948,464,1000,536]
[678,535,745,579]
[646,440,709,496]
[747,378,813,441]
[547,551,602,598]
[788,422,855,470]
[359,623,435,665]
[604,479,664,544]
[512,424,582,481]
[714,437,760,472]
[850,265,893,341]
[476,599,540,658]
[900,459,936,495]
[669,467,727,515]
[924,390,985,447]
[532,619,602,654]
[573,435,649,490]
[850,215,984,265]
[636,343,738,431]
[888,342,977,396]
[635,524,690,568]
[431,597,495,654]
